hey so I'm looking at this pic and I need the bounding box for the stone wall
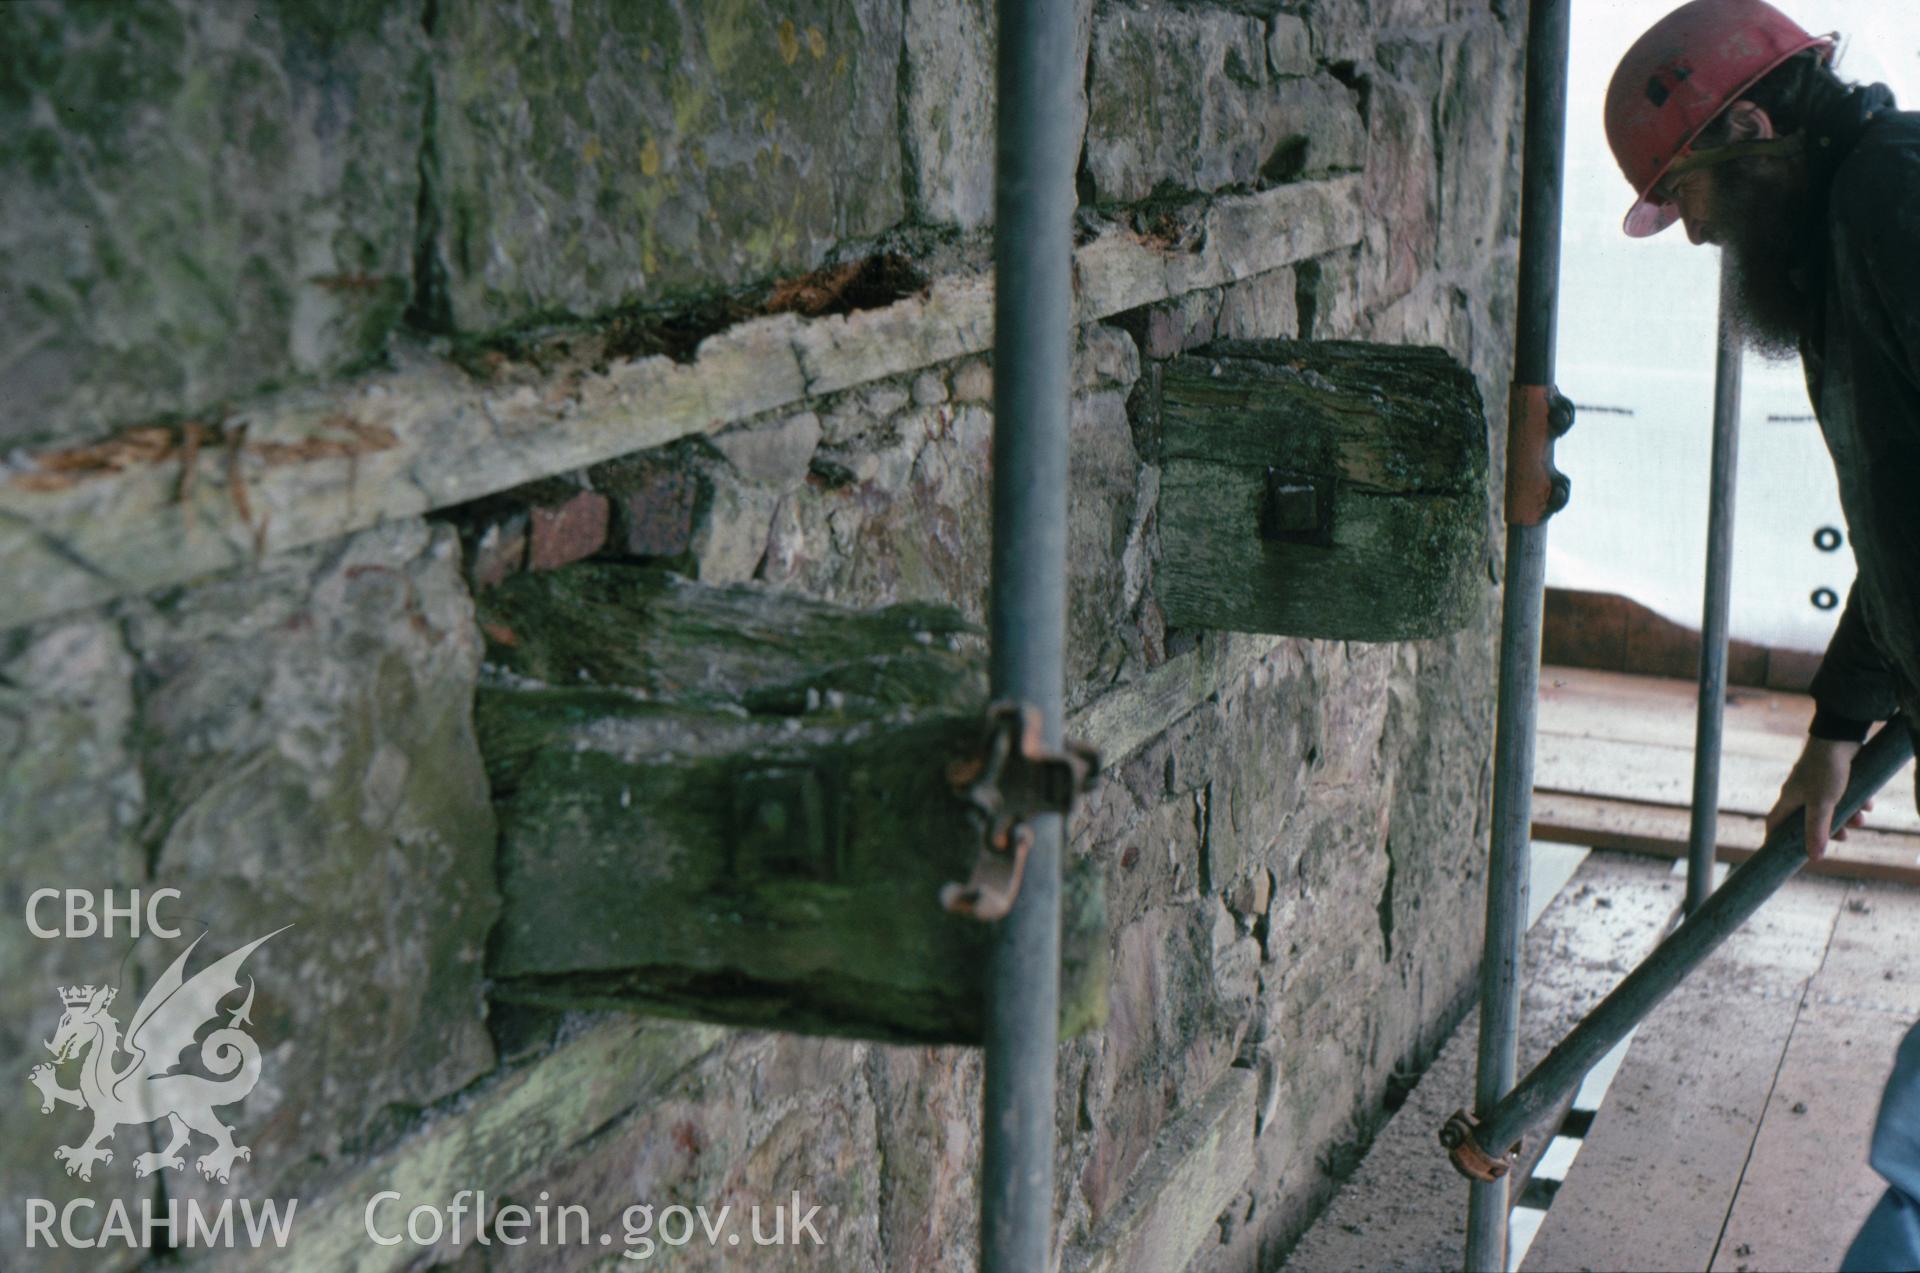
[0,1,1525,1269]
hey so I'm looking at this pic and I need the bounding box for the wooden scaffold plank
[1282,852,1682,1273]
[1711,882,1920,1272]
[1531,791,1920,887]
[1520,877,1848,1273]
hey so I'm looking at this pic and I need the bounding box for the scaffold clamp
[1506,384,1576,527]
[941,702,1099,922]
[1440,1109,1518,1183]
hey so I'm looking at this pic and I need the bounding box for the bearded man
[1606,3,1920,1268]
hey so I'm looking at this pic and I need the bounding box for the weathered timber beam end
[475,566,1107,1045]
[1153,340,1490,641]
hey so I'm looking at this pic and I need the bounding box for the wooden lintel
[0,179,1363,634]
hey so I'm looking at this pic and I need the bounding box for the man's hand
[1764,736,1872,859]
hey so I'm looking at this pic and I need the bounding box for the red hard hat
[1605,0,1833,237]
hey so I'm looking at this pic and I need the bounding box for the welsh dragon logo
[28,927,287,1184]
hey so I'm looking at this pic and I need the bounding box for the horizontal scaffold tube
[1444,715,1913,1170]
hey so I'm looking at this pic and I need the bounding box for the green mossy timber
[1154,340,1490,641]
[476,565,1107,1043]
[476,564,983,714]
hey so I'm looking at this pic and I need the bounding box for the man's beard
[1715,160,1812,361]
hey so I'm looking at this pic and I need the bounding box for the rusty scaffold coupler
[1505,384,1577,527]
[1439,1109,1518,1183]
[941,702,1100,922]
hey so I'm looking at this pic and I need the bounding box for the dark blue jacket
[1799,84,1920,741]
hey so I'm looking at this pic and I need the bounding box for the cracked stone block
[1268,74,1368,179]
[1217,268,1300,341]
[431,0,905,331]
[1380,0,1453,25]
[464,511,529,589]
[528,490,610,571]
[689,464,782,586]
[599,457,701,558]
[1436,27,1522,274]
[1078,903,1245,1229]
[242,1018,726,1267]
[1082,8,1361,203]
[1366,44,1440,308]
[0,0,427,450]
[904,0,995,229]
[1306,0,1375,63]
[868,1044,982,1267]
[1082,5,1275,204]
[0,618,148,1271]
[951,359,992,403]
[712,411,822,486]
[761,381,993,612]
[465,1033,886,1269]
[1119,291,1224,360]
[911,370,949,406]
[122,519,499,1214]
[1267,14,1314,76]
[1069,387,1145,692]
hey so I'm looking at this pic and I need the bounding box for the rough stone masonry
[0,1,1525,1269]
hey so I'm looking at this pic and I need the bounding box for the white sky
[1549,0,1919,651]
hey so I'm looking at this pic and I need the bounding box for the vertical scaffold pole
[1465,0,1572,1268]
[1686,258,1744,915]
[979,2,1076,1270]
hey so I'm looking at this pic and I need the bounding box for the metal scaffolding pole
[1465,0,1572,1268]
[1447,718,1911,1162]
[979,1,1076,1269]
[1686,258,1745,915]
